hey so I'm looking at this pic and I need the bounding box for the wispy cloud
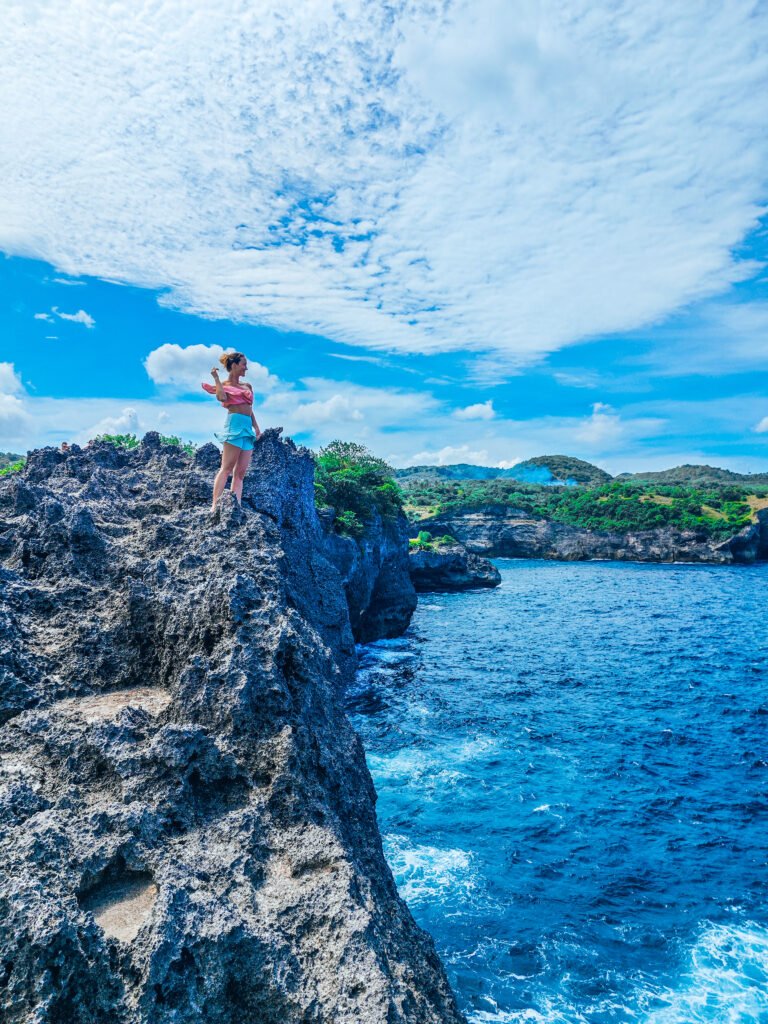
[755,417,768,434]
[1,1,766,362]
[34,312,54,322]
[632,300,768,377]
[52,307,95,328]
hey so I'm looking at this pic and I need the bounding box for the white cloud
[80,406,141,442]
[0,362,24,395]
[52,277,85,286]
[454,400,495,421]
[261,378,437,441]
[401,444,498,467]
[144,342,278,394]
[1,2,766,362]
[755,417,768,434]
[52,306,95,328]
[573,402,624,445]
[289,394,364,428]
[34,312,54,322]
[0,363,30,442]
[0,394,30,442]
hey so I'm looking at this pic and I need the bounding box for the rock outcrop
[408,544,501,592]
[0,432,463,1024]
[421,505,768,565]
[321,509,418,644]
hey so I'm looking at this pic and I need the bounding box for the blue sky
[1,1,767,473]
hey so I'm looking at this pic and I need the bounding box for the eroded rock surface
[408,544,501,592]
[422,505,768,564]
[0,432,463,1024]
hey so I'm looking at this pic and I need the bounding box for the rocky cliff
[0,432,463,1024]
[421,505,768,565]
[320,509,417,644]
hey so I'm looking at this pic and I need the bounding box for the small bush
[95,433,140,449]
[409,530,436,551]
[159,434,196,456]
[335,510,364,537]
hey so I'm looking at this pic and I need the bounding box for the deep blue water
[347,560,768,1023]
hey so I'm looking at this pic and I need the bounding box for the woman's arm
[210,368,227,403]
[251,410,262,439]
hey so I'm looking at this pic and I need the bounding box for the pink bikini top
[201,382,253,407]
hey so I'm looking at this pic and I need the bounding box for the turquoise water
[347,560,768,1023]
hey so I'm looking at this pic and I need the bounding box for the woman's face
[232,357,247,378]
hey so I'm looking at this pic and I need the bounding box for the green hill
[619,464,768,486]
[396,455,611,487]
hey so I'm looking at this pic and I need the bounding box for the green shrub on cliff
[408,531,457,551]
[314,441,403,537]
[95,433,140,449]
[95,433,196,455]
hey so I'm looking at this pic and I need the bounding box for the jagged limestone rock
[0,431,463,1024]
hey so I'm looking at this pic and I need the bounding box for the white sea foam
[642,920,768,1024]
[383,834,480,910]
[465,921,768,1024]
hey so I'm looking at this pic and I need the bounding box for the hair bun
[219,351,246,371]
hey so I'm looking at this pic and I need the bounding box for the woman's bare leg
[231,448,253,504]
[212,444,241,508]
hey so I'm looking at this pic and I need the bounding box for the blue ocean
[347,560,768,1023]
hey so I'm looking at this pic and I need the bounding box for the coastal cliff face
[321,509,418,644]
[0,432,463,1024]
[422,505,768,565]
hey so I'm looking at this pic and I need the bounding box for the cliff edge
[0,431,463,1024]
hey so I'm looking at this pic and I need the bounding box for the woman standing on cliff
[202,351,261,508]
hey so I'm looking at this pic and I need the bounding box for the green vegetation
[0,451,23,472]
[313,440,403,537]
[408,530,457,551]
[621,464,768,486]
[0,457,26,476]
[158,435,197,456]
[96,433,141,449]
[402,476,767,539]
[95,433,196,455]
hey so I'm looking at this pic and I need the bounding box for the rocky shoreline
[0,432,464,1024]
[419,504,768,565]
